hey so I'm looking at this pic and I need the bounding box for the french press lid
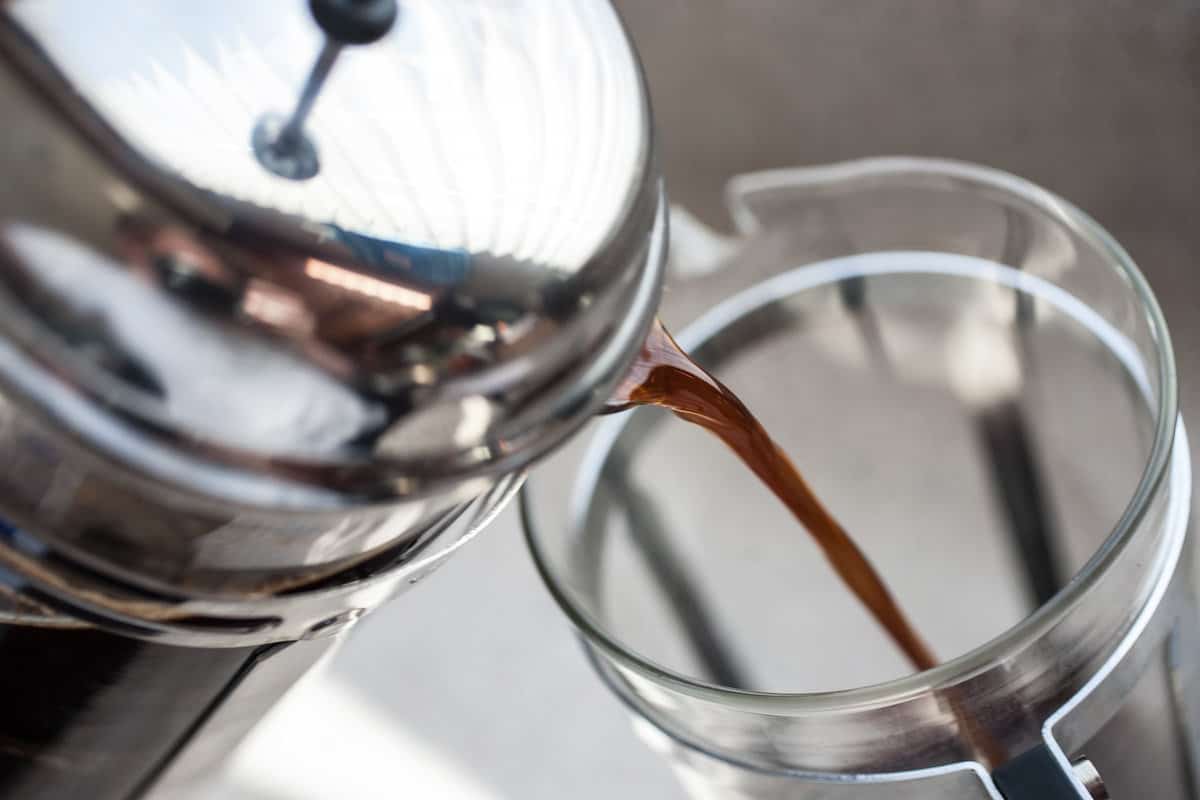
[0,0,664,508]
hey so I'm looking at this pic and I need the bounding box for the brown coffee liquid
[610,319,937,672]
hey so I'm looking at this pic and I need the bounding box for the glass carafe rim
[522,156,1179,714]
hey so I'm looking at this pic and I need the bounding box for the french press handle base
[992,745,1109,800]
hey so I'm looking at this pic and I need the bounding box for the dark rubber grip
[993,744,1084,799]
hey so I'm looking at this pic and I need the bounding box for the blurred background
[201,2,1200,797]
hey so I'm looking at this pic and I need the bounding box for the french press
[0,0,661,797]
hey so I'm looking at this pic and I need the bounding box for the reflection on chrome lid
[0,0,662,504]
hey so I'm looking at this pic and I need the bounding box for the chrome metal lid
[0,0,663,508]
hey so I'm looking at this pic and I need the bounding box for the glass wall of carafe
[524,159,1197,799]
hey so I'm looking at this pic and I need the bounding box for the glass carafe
[523,158,1195,799]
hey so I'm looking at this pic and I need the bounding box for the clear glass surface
[522,159,1189,793]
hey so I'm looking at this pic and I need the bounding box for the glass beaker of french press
[524,158,1197,799]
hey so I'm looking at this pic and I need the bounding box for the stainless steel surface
[0,0,662,617]
[254,0,401,181]
[251,38,339,181]
[0,3,661,796]
[0,472,522,647]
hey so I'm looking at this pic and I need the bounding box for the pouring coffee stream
[604,316,1014,769]
[607,318,938,672]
